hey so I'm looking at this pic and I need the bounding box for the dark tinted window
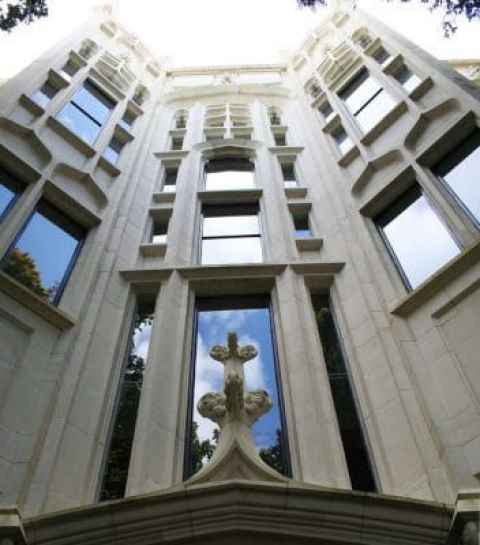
[311,294,376,492]
[0,171,23,221]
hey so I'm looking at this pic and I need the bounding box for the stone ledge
[23,480,452,545]
[284,186,308,199]
[0,506,27,545]
[390,239,480,317]
[198,188,262,204]
[47,116,96,158]
[295,237,324,252]
[0,272,75,331]
[268,145,304,157]
[360,101,408,147]
[139,242,167,258]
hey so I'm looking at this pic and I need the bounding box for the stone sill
[285,187,308,199]
[295,237,323,252]
[337,145,360,168]
[153,191,176,204]
[97,155,121,177]
[390,238,480,317]
[0,272,75,331]
[322,113,342,134]
[360,101,408,146]
[269,146,304,157]
[19,94,45,117]
[139,243,167,258]
[198,188,262,204]
[409,76,434,101]
[288,201,312,214]
[47,116,96,158]
[154,150,189,161]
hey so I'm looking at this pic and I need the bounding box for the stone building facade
[1,2,480,543]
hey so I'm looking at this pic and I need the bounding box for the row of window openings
[32,77,137,164]
[98,293,377,501]
[318,62,422,155]
[0,129,479,305]
[158,162,299,194]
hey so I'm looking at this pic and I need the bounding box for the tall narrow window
[185,296,290,479]
[1,200,85,304]
[31,80,58,109]
[375,185,460,289]
[293,213,312,238]
[273,132,287,147]
[0,170,23,221]
[311,294,376,492]
[393,64,422,94]
[171,136,184,150]
[151,221,168,244]
[163,167,178,193]
[332,125,353,156]
[205,159,255,191]
[99,301,155,501]
[281,163,297,188]
[103,135,124,165]
[201,204,262,265]
[433,129,480,225]
[372,46,391,65]
[57,80,115,145]
[339,68,396,133]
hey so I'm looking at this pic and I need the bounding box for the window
[99,300,154,501]
[293,213,312,238]
[57,80,115,145]
[205,159,255,191]
[0,170,23,222]
[185,296,290,479]
[311,294,376,492]
[375,185,460,289]
[175,110,188,129]
[332,125,353,156]
[393,64,422,94]
[269,108,281,126]
[273,132,287,147]
[60,59,80,80]
[103,136,124,165]
[339,68,396,133]
[151,221,168,244]
[171,136,184,151]
[372,46,391,65]
[119,109,136,132]
[433,130,480,225]
[281,163,297,188]
[1,200,85,304]
[319,101,334,122]
[201,204,262,265]
[31,80,58,109]
[162,167,178,192]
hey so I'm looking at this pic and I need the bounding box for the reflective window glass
[57,81,115,145]
[186,297,290,478]
[103,136,123,165]
[294,215,312,238]
[1,201,84,303]
[205,171,255,191]
[311,294,376,492]
[395,65,422,93]
[99,301,154,501]
[0,172,22,221]
[163,168,178,192]
[32,80,57,109]
[433,130,480,224]
[151,221,168,244]
[376,185,460,289]
[332,126,353,156]
[354,90,396,133]
[201,205,262,265]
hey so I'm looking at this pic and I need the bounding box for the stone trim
[390,238,480,317]
[197,188,263,204]
[0,272,75,331]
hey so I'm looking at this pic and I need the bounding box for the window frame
[374,184,461,291]
[1,199,86,305]
[432,129,480,230]
[183,294,292,480]
[203,158,255,191]
[0,168,24,223]
[199,203,263,265]
[57,79,116,145]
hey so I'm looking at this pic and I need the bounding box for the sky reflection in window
[205,170,255,191]
[189,302,288,477]
[0,182,16,219]
[381,193,460,288]
[1,203,83,302]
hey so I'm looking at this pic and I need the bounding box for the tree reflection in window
[1,200,84,304]
[99,301,154,501]
[186,297,290,478]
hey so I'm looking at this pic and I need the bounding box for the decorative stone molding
[351,149,404,194]
[133,83,150,106]
[188,332,288,485]
[447,490,480,545]
[0,507,27,545]
[79,39,99,61]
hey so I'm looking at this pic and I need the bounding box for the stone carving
[189,332,287,484]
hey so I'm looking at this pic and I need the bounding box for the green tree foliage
[190,424,218,475]
[0,0,48,32]
[2,248,49,299]
[297,0,480,35]
[259,429,286,475]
